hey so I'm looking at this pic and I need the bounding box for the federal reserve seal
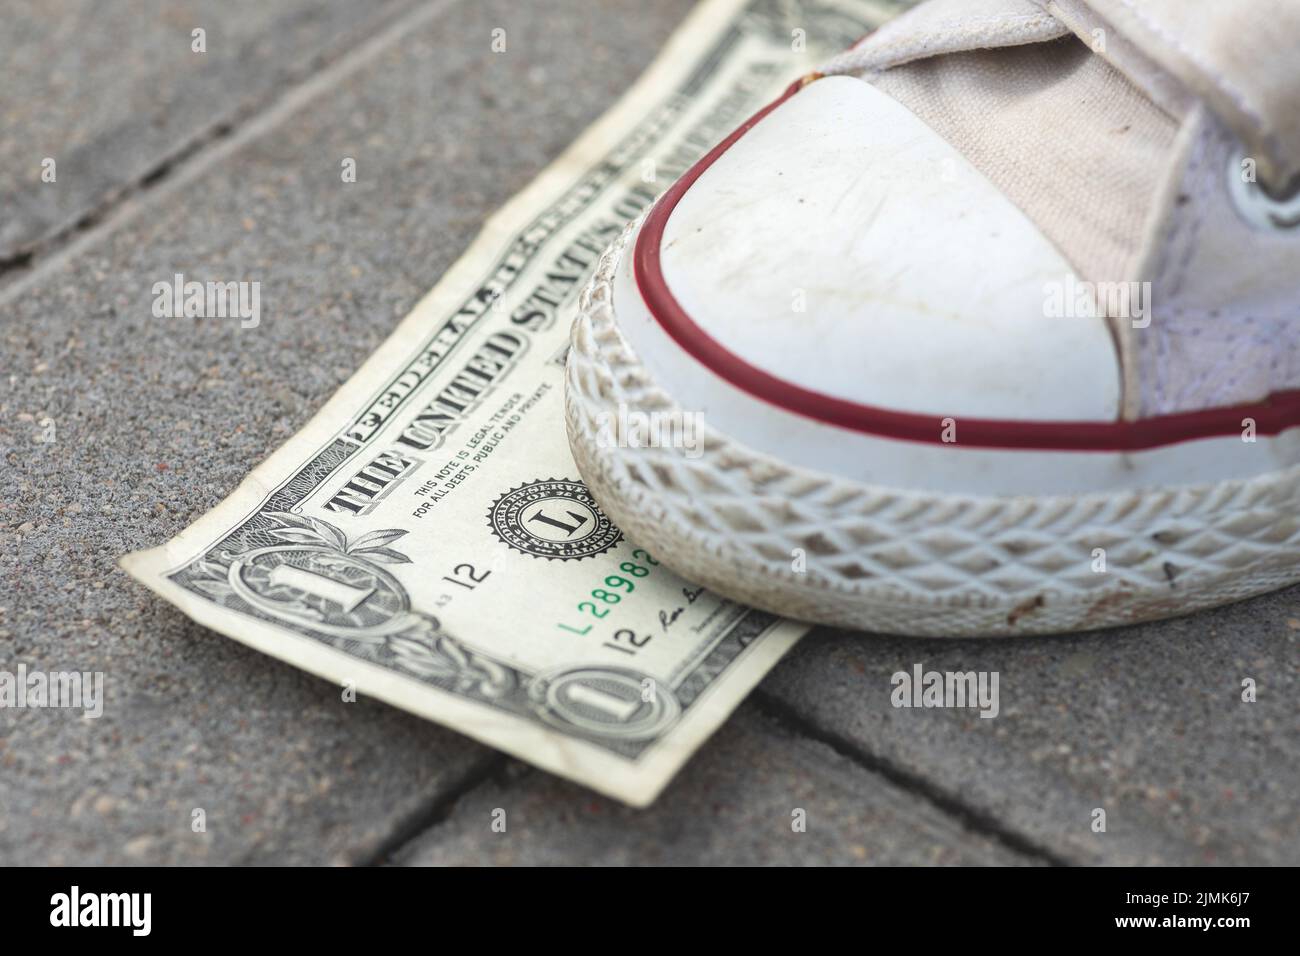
[487,478,622,560]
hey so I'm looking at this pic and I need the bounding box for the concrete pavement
[1,0,1295,866]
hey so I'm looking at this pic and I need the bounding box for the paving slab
[395,703,1039,866]
[0,0,696,865]
[760,588,1300,865]
[0,0,431,263]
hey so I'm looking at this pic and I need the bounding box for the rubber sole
[565,221,1300,636]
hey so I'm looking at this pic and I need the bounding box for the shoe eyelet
[1227,153,1300,232]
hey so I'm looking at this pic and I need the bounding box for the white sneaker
[566,0,1300,636]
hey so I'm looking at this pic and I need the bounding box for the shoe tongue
[1043,0,1300,190]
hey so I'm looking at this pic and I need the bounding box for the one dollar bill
[122,0,905,806]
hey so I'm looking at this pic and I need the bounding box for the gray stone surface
[0,0,425,263]
[2,0,1295,867]
[395,704,1038,866]
[0,0,695,865]
[760,589,1300,865]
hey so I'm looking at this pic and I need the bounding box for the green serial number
[555,549,658,644]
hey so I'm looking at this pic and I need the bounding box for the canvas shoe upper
[827,0,1300,420]
[594,0,1300,498]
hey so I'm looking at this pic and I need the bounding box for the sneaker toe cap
[653,75,1122,422]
